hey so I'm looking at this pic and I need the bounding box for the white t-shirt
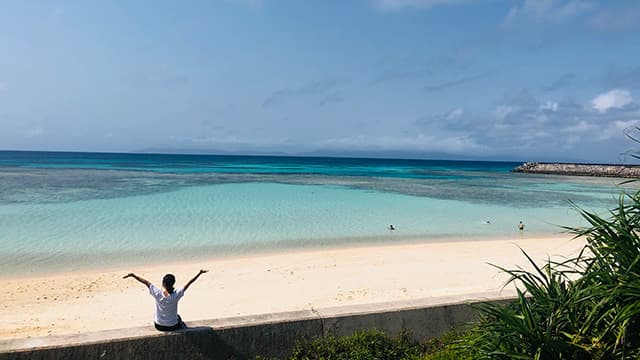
[149,284,185,326]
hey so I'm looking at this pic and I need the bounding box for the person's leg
[155,323,172,331]
[154,316,184,331]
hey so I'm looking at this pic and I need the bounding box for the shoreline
[3,235,585,340]
[2,231,572,279]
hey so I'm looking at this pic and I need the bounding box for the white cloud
[615,119,640,131]
[493,105,513,119]
[506,0,594,23]
[373,0,472,11]
[437,92,640,159]
[540,101,558,111]
[447,108,464,120]
[555,0,594,19]
[591,4,640,32]
[532,112,550,124]
[595,120,640,141]
[323,134,486,153]
[563,120,596,134]
[591,89,633,113]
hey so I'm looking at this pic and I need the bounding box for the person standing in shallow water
[518,221,525,232]
[123,269,208,331]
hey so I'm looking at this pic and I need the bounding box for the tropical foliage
[279,190,640,359]
[467,191,640,359]
[273,329,472,360]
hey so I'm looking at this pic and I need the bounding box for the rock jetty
[512,162,640,178]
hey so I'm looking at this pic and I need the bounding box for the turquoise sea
[0,151,634,276]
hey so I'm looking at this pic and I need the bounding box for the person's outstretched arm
[183,269,208,291]
[123,273,151,288]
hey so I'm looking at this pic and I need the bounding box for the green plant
[279,191,640,359]
[466,191,640,359]
[286,329,424,360]
[282,329,474,360]
[422,331,477,360]
[566,192,640,357]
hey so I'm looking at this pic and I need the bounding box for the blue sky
[1,0,639,162]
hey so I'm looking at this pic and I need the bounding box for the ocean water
[0,151,634,275]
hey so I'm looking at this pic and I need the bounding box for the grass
[282,329,474,360]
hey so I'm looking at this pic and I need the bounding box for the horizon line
[0,148,530,163]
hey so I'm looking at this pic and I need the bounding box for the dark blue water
[0,150,518,178]
[0,151,628,208]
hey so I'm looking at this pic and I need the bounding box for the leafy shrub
[283,329,474,360]
[466,192,640,359]
[421,331,477,360]
[287,329,423,360]
[276,191,640,359]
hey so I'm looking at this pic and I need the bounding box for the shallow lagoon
[0,151,633,275]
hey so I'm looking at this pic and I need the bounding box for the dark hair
[162,274,176,294]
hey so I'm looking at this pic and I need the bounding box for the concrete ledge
[0,294,514,360]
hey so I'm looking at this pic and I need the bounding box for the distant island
[512,162,640,178]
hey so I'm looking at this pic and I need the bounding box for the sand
[1,235,585,340]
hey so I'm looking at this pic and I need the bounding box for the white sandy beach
[2,235,585,340]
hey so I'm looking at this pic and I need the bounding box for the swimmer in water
[388,225,396,231]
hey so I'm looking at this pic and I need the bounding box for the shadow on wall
[1,300,494,360]
[179,325,246,359]
[1,326,245,360]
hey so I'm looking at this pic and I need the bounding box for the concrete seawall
[0,293,513,360]
[512,162,640,178]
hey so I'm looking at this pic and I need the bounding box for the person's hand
[123,273,134,279]
[199,269,209,275]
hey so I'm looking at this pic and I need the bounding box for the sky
[1,0,639,162]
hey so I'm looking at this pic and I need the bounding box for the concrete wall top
[0,292,515,359]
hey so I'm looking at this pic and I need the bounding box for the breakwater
[512,162,640,178]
